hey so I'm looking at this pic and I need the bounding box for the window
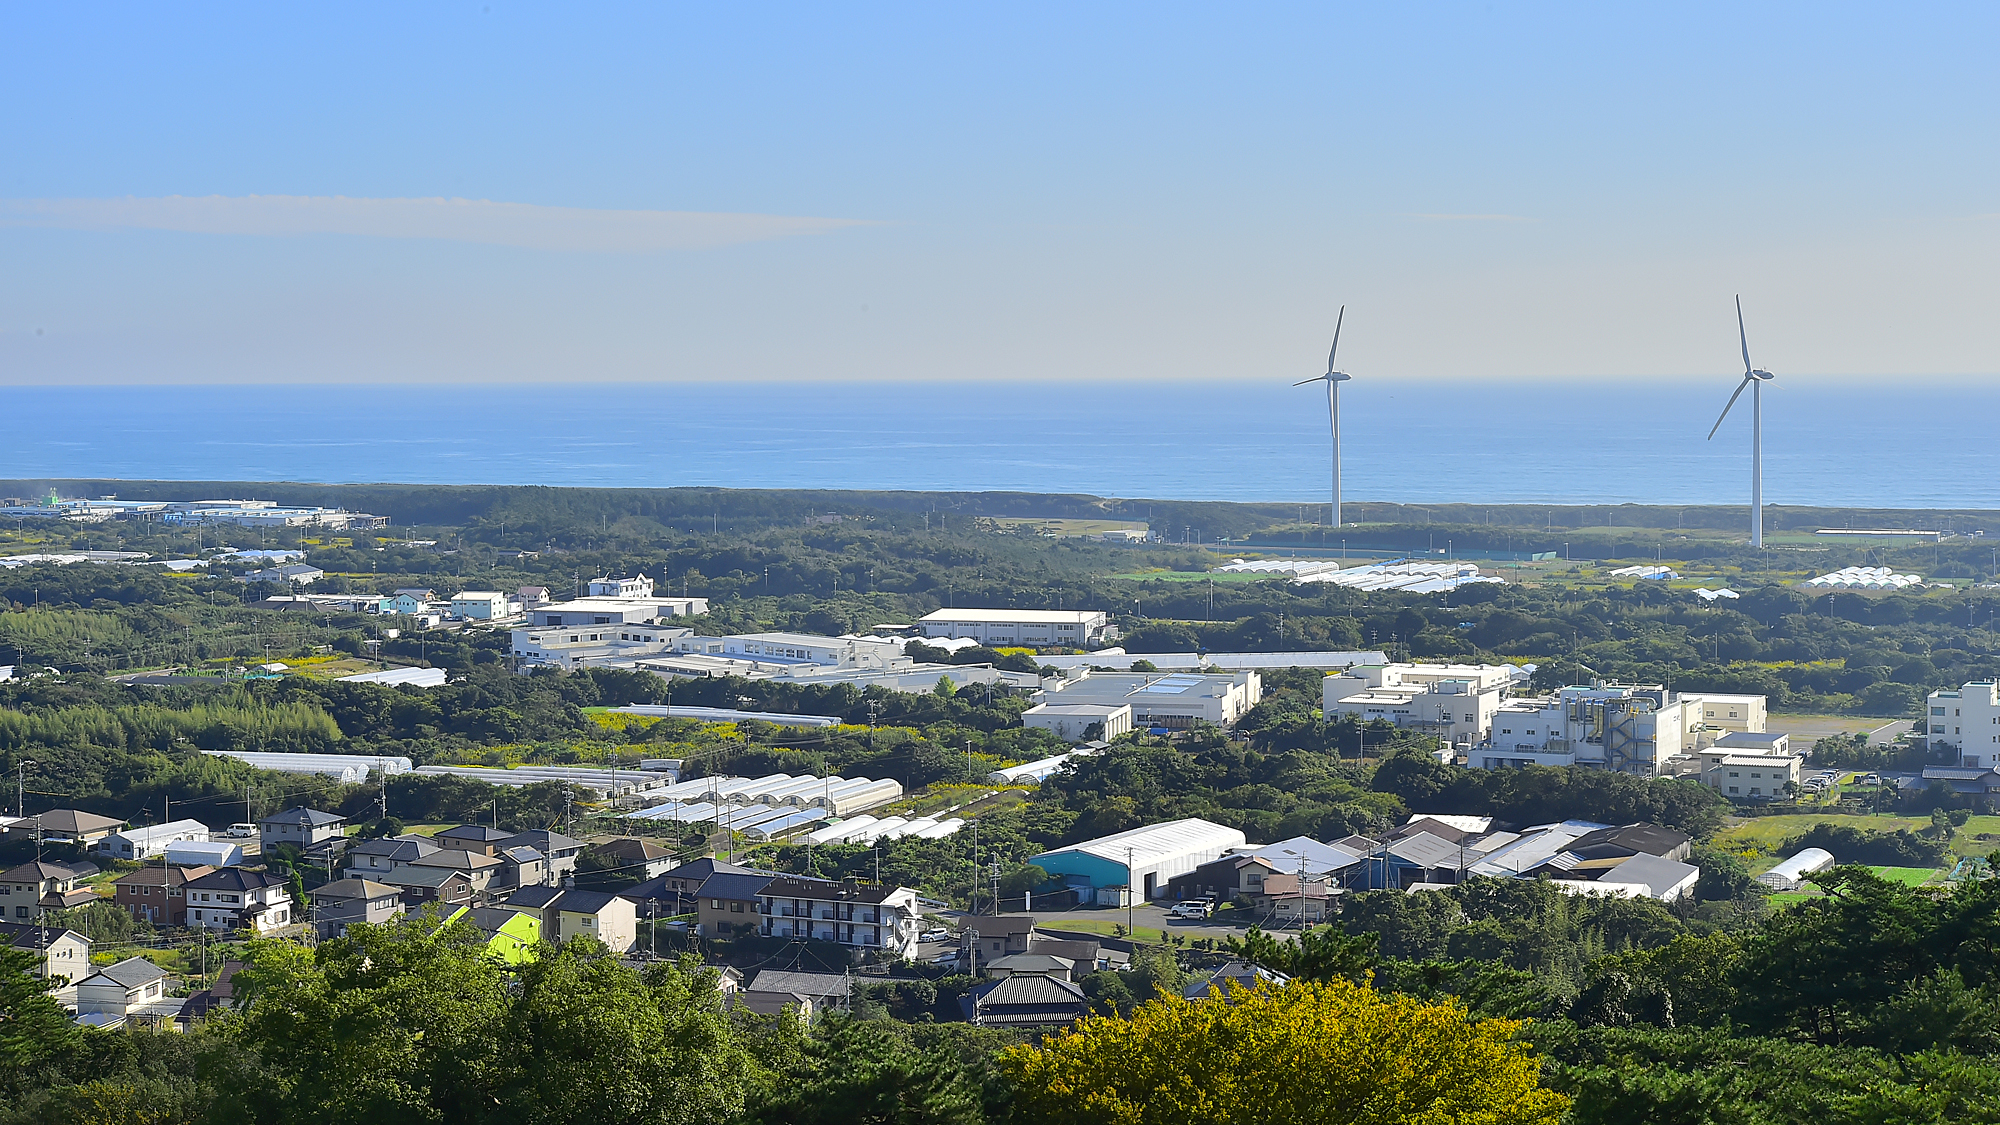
[710,899,721,909]
[1728,786,1739,794]
[730,902,744,913]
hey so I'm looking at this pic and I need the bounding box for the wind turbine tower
[1295,307,1353,529]
[1707,295,1776,547]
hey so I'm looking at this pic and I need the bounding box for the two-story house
[501,885,638,952]
[184,868,294,933]
[258,808,347,858]
[312,877,406,938]
[0,921,91,999]
[111,865,213,926]
[75,956,178,1027]
[410,849,504,895]
[755,876,923,959]
[344,835,441,877]
[500,830,585,881]
[0,859,100,922]
[377,865,476,910]
[591,837,677,882]
[694,871,775,939]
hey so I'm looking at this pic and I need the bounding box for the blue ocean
[1,381,1993,508]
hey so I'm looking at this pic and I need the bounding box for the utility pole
[1126,845,1136,940]
[16,758,33,818]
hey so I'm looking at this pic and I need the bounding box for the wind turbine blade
[1327,305,1345,371]
[1294,377,1324,386]
[1707,376,1751,440]
[1736,295,1753,377]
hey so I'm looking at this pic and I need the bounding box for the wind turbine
[1295,306,1353,529]
[1707,295,1775,548]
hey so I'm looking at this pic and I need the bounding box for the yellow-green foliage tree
[1003,978,1567,1125]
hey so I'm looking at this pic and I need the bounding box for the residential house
[1167,836,1363,904]
[591,837,677,882]
[434,824,514,853]
[754,876,924,958]
[447,905,542,965]
[258,807,347,856]
[496,845,548,891]
[343,835,441,877]
[312,878,406,938]
[0,921,91,999]
[968,973,1091,1028]
[9,809,124,849]
[962,914,1037,970]
[499,830,585,881]
[410,849,504,894]
[184,868,295,933]
[986,953,1078,980]
[377,865,477,911]
[0,859,100,921]
[621,857,760,917]
[695,871,775,938]
[1253,872,1337,925]
[181,961,241,1022]
[501,885,638,952]
[75,956,178,1027]
[1029,935,1123,974]
[735,969,850,1023]
[111,865,213,926]
[97,819,210,861]
[1181,960,1290,1001]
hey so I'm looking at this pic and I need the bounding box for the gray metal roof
[748,969,850,999]
[92,956,169,989]
[259,807,346,827]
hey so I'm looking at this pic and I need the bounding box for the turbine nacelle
[1293,371,1352,386]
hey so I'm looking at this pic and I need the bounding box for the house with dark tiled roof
[76,956,178,1027]
[968,973,1089,1028]
[258,807,347,855]
[694,871,775,939]
[0,859,100,922]
[312,878,405,938]
[184,868,294,933]
[0,921,91,998]
[344,835,441,878]
[500,885,637,952]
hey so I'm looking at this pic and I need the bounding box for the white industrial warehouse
[1029,818,1247,902]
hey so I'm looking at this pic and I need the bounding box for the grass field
[1869,865,1944,886]
[1034,917,1174,945]
[1715,810,2000,872]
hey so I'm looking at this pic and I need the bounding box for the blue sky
[3,4,1995,384]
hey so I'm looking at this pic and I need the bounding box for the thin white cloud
[1401,212,1537,222]
[0,194,874,251]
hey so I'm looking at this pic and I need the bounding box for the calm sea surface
[1,381,1992,507]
